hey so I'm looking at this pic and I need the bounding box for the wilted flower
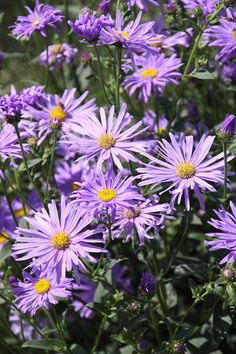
[139,272,156,294]
[138,133,233,211]
[40,43,77,71]
[206,201,236,264]
[221,264,235,280]
[11,270,72,317]
[11,0,64,40]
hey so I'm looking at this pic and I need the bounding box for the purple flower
[100,11,154,52]
[181,0,218,18]
[99,0,111,15]
[11,270,72,317]
[138,338,152,352]
[40,43,77,71]
[205,9,236,61]
[68,8,112,42]
[219,114,236,137]
[113,197,170,245]
[20,86,45,109]
[206,202,236,264]
[127,0,160,11]
[139,272,156,294]
[137,133,233,211]
[63,103,147,170]
[172,341,186,353]
[221,62,236,84]
[72,276,96,318]
[123,53,182,103]
[13,196,105,282]
[0,94,23,123]
[73,168,143,220]
[0,124,28,161]
[0,197,15,249]
[80,51,92,63]
[11,0,64,40]
[26,89,96,144]
[55,161,86,196]
[143,110,168,134]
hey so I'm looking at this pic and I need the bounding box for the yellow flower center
[71,182,81,191]
[98,189,117,202]
[51,44,64,55]
[97,134,116,149]
[141,68,158,79]
[32,18,42,27]
[115,30,129,39]
[16,207,29,218]
[0,232,9,244]
[49,103,66,122]
[51,231,70,250]
[124,207,141,219]
[34,279,51,294]
[233,30,236,40]
[157,127,165,134]
[149,36,164,47]
[176,162,196,179]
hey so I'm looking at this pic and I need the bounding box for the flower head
[100,11,154,52]
[55,161,86,196]
[139,272,156,294]
[138,133,233,210]
[123,53,182,103]
[73,169,143,220]
[206,202,236,264]
[40,43,77,71]
[219,114,236,139]
[68,8,112,42]
[63,103,147,170]
[99,0,111,15]
[11,0,64,40]
[13,196,105,281]
[11,270,72,317]
[0,94,23,123]
[181,0,218,18]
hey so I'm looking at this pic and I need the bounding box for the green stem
[222,141,227,206]
[93,44,112,105]
[45,132,58,196]
[44,37,50,91]
[115,46,122,111]
[51,307,72,354]
[1,178,18,226]
[147,299,161,345]
[13,168,27,216]
[90,316,107,353]
[14,124,45,208]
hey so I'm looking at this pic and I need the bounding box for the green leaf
[22,339,64,351]
[70,343,88,354]
[27,158,42,169]
[189,71,217,80]
[0,241,12,262]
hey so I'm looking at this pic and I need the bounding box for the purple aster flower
[127,0,160,11]
[99,0,111,15]
[143,110,168,134]
[123,52,182,103]
[100,11,154,52]
[139,272,156,294]
[13,191,41,221]
[20,85,45,109]
[73,168,143,220]
[221,62,236,84]
[11,270,72,317]
[181,0,218,18]
[40,43,77,71]
[0,124,28,162]
[138,338,152,352]
[113,197,170,245]
[11,0,64,40]
[0,94,23,123]
[13,196,105,282]
[163,0,177,14]
[26,89,96,144]
[55,161,86,196]
[205,9,236,61]
[219,113,236,138]
[68,8,112,42]
[206,202,236,264]
[63,103,147,170]
[72,276,96,318]
[137,133,233,211]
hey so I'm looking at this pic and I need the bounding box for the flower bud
[139,272,156,294]
[80,51,92,64]
[218,113,236,140]
[172,341,186,353]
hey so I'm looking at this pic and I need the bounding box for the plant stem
[93,44,112,105]
[222,141,227,206]
[115,46,122,111]
[13,168,27,216]
[14,124,45,208]
[147,299,161,345]
[45,131,58,197]
[90,315,107,353]
[44,36,50,91]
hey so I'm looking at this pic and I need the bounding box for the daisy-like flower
[123,53,182,103]
[137,133,233,211]
[206,202,236,264]
[63,103,147,170]
[55,161,86,196]
[127,0,160,11]
[73,169,143,220]
[11,0,64,40]
[100,11,154,52]
[26,89,96,144]
[0,124,28,162]
[0,94,23,123]
[205,9,236,61]
[181,0,218,18]
[40,43,78,71]
[13,196,105,281]
[113,196,170,245]
[12,270,72,317]
[68,8,112,42]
